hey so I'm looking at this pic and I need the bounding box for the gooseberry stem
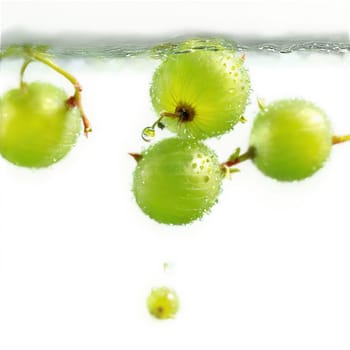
[25,49,92,136]
[332,134,350,145]
[19,59,32,89]
[129,152,142,162]
[160,111,181,118]
[221,147,255,169]
[151,115,165,129]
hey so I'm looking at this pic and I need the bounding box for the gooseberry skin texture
[0,82,82,168]
[147,287,179,320]
[150,50,250,139]
[249,99,332,181]
[133,137,223,225]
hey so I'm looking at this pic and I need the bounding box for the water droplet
[142,127,155,142]
[203,175,210,183]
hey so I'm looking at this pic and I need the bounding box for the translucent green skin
[147,287,179,320]
[133,138,222,225]
[250,99,332,181]
[150,50,250,139]
[0,82,82,168]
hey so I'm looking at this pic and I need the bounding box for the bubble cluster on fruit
[133,138,223,225]
[249,99,333,181]
[147,48,250,140]
[0,82,82,167]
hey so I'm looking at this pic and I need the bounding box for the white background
[1,0,350,37]
[1,1,350,350]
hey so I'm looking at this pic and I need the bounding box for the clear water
[1,37,350,350]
